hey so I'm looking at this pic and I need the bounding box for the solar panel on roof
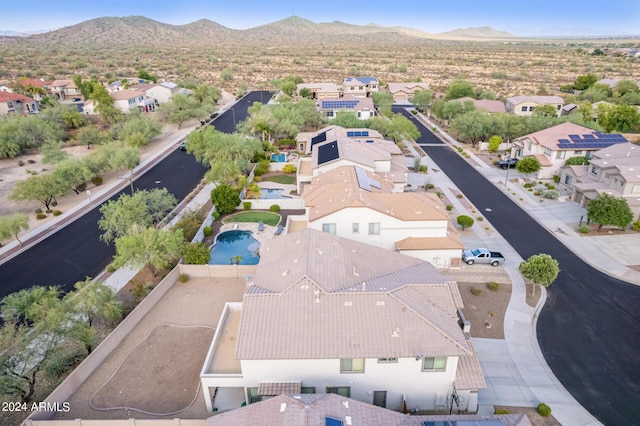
[422,422,452,426]
[558,139,570,144]
[311,131,327,149]
[370,178,381,189]
[365,139,374,143]
[321,100,359,109]
[355,167,372,192]
[326,417,343,426]
[583,134,596,139]
[317,141,339,165]
[568,134,580,139]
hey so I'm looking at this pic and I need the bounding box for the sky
[1,0,639,37]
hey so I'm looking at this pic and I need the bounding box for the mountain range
[5,16,517,47]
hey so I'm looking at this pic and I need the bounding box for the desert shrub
[28,159,36,164]
[106,263,117,272]
[456,194,463,199]
[457,215,474,230]
[633,220,640,231]
[174,209,204,242]
[35,208,43,214]
[243,201,252,210]
[36,213,47,220]
[254,159,271,176]
[427,183,435,189]
[212,211,221,220]
[178,273,189,283]
[543,190,559,199]
[91,176,103,186]
[477,216,484,221]
[578,225,590,234]
[553,175,560,183]
[18,160,25,166]
[446,204,453,211]
[51,200,57,207]
[43,347,85,379]
[528,188,533,192]
[487,281,499,291]
[269,204,280,212]
[282,164,297,173]
[419,165,428,173]
[546,184,556,190]
[457,147,463,153]
[52,210,62,216]
[183,241,210,264]
[534,191,541,196]
[537,403,551,417]
[435,191,442,198]
[523,183,533,188]
[494,409,511,414]
[203,226,212,237]
[471,287,482,296]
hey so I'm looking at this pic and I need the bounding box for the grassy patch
[262,174,295,184]
[225,211,280,226]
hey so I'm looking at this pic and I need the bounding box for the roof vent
[353,267,359,276]
[376,301,385,306]
[280,403,287,412]
[314,290,321,303]
[343,401,349,408]
[317,249,323,255]
[344,301,353,307]
[282,270,289,277]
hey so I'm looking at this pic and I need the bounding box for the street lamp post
[231,107,236,129]
[504,164,510,186]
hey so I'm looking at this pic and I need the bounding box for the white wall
[308,207,449,251]
[240,356,458,411]
[146,86,173,104]
[397,248,462,268]
[239,198,305,210]
[314,159,375,176]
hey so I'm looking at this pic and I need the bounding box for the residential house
[16,78,52,101]
[596,78,638,90]
[510,122,629,179]
[317,95,375,120]
[206,393,532,425]
[296,82,341,100]
[296,126,408,193]
[343,77,379,98]
[454,97,506,114]
[130,81,179,104]
[505,95,563,117]
[560,142,640,217]
[0,92,39,116]
[107,78,146,92]
[387,82,430,103]
[562,103,579,116]
[110,89,157,113]
[301,165,463,267]
[49,79,82,101]
[200,229,485,414]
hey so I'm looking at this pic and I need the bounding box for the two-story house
[16,78,52,101]
[110,89,157,113]
[505,95,563,117]
[560,142,640,217]
[296,82,341,100]
[130,81,179,105]
[200,229,485,414]
[343,77,379,98]
[510,122,629,179]
[0,92,39,116]
[317,95,375,120]
[387,82,430,103]
[300,165,463,268]
[49,79,82,101]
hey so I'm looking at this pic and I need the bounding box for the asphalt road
[0,90,271,299]
[394,107,640,425]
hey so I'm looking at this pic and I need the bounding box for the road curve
[0,91,271,299]
[394,106,640,425]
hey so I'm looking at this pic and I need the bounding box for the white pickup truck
[462,248,505,267]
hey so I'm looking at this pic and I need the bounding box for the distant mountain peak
[436,26,515,39]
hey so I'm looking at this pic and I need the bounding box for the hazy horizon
[1,0,639,37]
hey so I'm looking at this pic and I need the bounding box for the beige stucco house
[510,122,629,179]
[0,92,39,116]
[200,229,485,414]
[343,76,379,98]
[110,89,157,113]
[387,82,430,103]
[296,82,341,100]
[505,95,563,117]
[317,95,375,120]
[560,142,640,217]
[49,79,82,101]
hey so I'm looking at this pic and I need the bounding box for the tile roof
[303,166,447,222]
[236,229,469,360]
[17,78,51,88]
[532,154,553,167]
[50,79,76,88]
[318,95,374,111]
[514,122,599,151]
[455,342,487,390]
[506,95,563,105]
[257,381,301,396]
[110,89,145,100]
[297,82,340,92]
[0,92,34,103]
[396,236,464,250]
[387,82,430,93]
[206,393,531,426]
[474,99,506,113]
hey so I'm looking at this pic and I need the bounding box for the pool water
[209,230,260,265]
[259,188,292,199]
[271,153,287,162]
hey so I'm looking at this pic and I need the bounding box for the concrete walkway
[417,114,604,425]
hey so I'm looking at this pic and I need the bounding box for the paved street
[0,91,271,298]
[394,106,640,425]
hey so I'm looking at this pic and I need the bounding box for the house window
[422,356,447,372]
[527,142,532,151]
[585,151,594,159]
[368,223,380,235]
[7,101,13,109]
[378,357,398,363]
[557,104,562,110]
[529,106,535,111]
[327,386,350,397]
[574,150,582,156]
[591,166,599,176]
[341,358,364,373]
[556,151,566,159]
[357,111,361,118]
[544,147,552,156]
[352,223,359,233]
[326,111,334,117]
[322,223,336,235]
[247,387,261,404]
[564,175,573,185]
[521,106,528,112]
[301,387,316,394]
[632,184,640,193]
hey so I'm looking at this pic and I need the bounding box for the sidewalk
[419,119,602,425]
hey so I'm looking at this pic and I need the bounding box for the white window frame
[352,223,359,233]
[556,151,566,159]
[341,358,364,373]
[422,356,447,372]
[322,223,336,235]
[544,147,552,156]
[368,222,380,235]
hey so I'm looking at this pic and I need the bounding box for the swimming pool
[209,230,260,265]
[271,153,287,162]
[259,188,292,199]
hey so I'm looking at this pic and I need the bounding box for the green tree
[587,193,634,231]
[371,92,393,116]
[519,253,560,295]
[515,156,541,178]
[194,84,221,106]
[577,102,594,122]
[109,146,140,192]
[113,225,184,276]
[457,215,474,230]
[0,213,29,247]
[183,242,211,264]
[299,88,312,98]
[210,184,241,215]
[613,79,638,96]
[111,111,163,143]
[160,93,203,129]
[64,279,122,354]
[450,110,492,148]
[597,103,640,133]
[564,156,589,166]
[0,118,22,158]
[76,125,108,149]
[9,173,67,211]
[446,79,474,100]
[573,74,597,91]
[488,135,503,152]
[411,89,433,111]
[621,91,640,106]
[330,111,364,128]
[533,104,558,117]
[40,140,69,164]
[98,188,177,243]
[137,68,157,83]
[53,157,92,194]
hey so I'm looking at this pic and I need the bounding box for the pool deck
[218,221,279,247]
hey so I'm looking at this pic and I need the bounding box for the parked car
[497,158,518,170]
[179,141,186,151]
[462,248,505,267]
